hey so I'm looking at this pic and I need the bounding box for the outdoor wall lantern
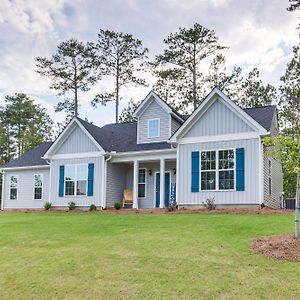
[148,169,152,176]
[173,168,176,175]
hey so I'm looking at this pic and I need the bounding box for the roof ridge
[243,105,276,110]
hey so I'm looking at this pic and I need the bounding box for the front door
[155,172,171,208]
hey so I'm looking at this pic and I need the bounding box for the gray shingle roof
[3,142,53,168]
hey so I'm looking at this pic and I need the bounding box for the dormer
[133,91,184,144]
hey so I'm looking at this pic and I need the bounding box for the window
[65,164,88,196]
[34,174,43,200]
[268,159,272,196]
[201,151,216,190]
[138,169,146,197]
[148,119,160,138]
[200,149,235,191]
[218,150,234,190]
[10,175,18,200]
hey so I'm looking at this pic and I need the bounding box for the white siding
[3,168,50,209]
[50,156,104,206]
[177,138,260,206]
[138,97,170,143]
[56,125,98,154]
[184,99,254,138]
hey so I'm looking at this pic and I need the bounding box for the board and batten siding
[177,138,260,206]
[56,125,99,154]
[138,97,170,143]
[3,168,50,209]
[125,161,176,208]
[184,99,254,138]
[50,156,104,206]
[105,162,127,207]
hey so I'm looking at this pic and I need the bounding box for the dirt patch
[250,234,300,261]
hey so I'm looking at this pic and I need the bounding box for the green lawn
[0,212,299,300]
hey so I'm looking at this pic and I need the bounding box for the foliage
[119,99,141,122]
[36,38,99,117]
[154,23,226,112]
[44,202,52,210]
[203,197,216,210]
[114,202,121,210]
[92,30,148,123]
[287,0,300,11]
[68,201,76,210]
[89,204,97,211]
[263,135,300,198]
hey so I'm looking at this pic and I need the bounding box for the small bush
[68,201,76,210]
[114,202,121,210]
[203,197,216,210]
[89,204,97,211]
[44,201,52,210]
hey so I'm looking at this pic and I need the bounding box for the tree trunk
[74,60,78,117]
[116,58,120,124]
[192,44,197,110]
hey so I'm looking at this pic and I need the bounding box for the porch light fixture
[173,168,176,175]
[148,169,152,176]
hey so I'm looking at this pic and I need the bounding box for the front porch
[107,150,177,209]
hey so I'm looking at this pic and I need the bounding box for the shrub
[44,201,52,210]
[68,201,76,210]
[203,197,216,210]
[89,204,97,211]
[114,202,121,210]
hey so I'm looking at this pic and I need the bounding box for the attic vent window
[148,119,160,138]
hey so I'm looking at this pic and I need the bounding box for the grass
[0,212,299,299]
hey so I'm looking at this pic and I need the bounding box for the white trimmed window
[200,149,235,191]
[9,175,18,200]
[148,119,160,138]
[65,164,88,196]
[138,168,146,198]
[34,174,43,200]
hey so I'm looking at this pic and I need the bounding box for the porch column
[160,158,165,208]
[133,160,139,209]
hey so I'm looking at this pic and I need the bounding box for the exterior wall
[171,117,182,135]
[125,161,176,208]
[138,97,170,143]
[3,168,50,209]
[177,138,260,206]
[105,162,127,207]
[184,99,254,138]
[56,125,99,154]
[50,156,104,206]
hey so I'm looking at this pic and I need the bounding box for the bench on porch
[123,189,133,207]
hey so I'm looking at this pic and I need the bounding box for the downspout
[45,159,52,205]
[1,170,5,210]
[102,152,115,208]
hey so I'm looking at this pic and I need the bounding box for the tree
[92,30,148,123]
[36,38,99,117]
[154,23,226,111]
[287,0,300,11]
[279,45,300,135]
[237,68,277,108]
[2,93,53,157]
[119,99,141,122]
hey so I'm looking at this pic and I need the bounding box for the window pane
[10,176,18,187]
[138,184,145,197]
[219,170,234,190]
[65,181,75,196]
[77,165,88,180]
[34,187,42,200]
[148,119,159,137]
[65,165,76,181]
[201,171,216,190]
[77,180,87,195]
[201,151,216,170]
[138,169,146,183]
[10,188,17,200]
[34,175,42,188]
[219,150,234,170]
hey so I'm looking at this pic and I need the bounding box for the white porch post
[160,158,165,208]
[133,160,139,209]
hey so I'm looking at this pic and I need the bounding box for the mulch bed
[250,234,300,261]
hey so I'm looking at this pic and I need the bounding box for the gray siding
[184,99,254,137]
[50,156,104,206]
[125,161,176,208]
[171,117,182,135]
[56,125,99,154]
[3,168,50,209]
[138,96,170,143]
[106,162,127,207]
[177,138,260,206]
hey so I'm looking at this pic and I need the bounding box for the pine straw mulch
[250,234,300,261]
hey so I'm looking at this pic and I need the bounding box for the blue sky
[0,0,298,127]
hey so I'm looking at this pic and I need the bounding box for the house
[0,88,283,210]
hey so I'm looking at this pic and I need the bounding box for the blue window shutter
[59,165,65,197]
[191,151,200,192]
[87,163,94,196]
[236,148,245,191]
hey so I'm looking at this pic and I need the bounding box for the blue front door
[155,172,170,208]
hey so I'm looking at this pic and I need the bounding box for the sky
[0,0,298,128]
